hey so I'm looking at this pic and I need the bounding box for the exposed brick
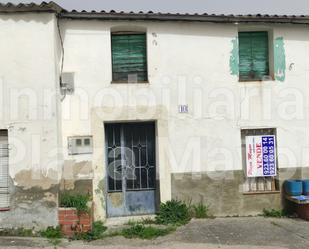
[79,220,90,225]
[60,220,77,225]
[64,215,79,220]
[58,207,92,237]
[81,226,91,232]
[61,209,77,216]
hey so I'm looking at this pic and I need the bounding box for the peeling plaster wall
[59,20,309,218]
[0,13,62,228]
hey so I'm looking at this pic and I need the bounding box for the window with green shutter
[111,33,148,83]
[238,31,269,81]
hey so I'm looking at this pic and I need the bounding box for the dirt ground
[1,217,309,249]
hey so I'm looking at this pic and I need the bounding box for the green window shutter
[239,32,269,81]
[111,33,147,82]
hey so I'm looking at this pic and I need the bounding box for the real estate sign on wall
[245,135,277,177]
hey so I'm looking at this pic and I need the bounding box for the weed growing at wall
[121,224,175,239]
[191,202,210,219]
[71,221,107,241]
[156,200,191,225]
[262,208,287,218]
[40,226,63,245]
[59,193,91,215]
[0,228,35,237]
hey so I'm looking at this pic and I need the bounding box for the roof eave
[0,1,64,14]
[59,12,309,24]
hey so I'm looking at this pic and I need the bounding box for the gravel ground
[1,217,309,249]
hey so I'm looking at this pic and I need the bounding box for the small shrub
[60,193,91,215]
[71,221,107,241]
[121,224,174,239]
[40,226,62,239]
[192,202,209,219]
[90,221,107,240]
[156,200,191,225]
[262,208,286,218]
[40,226,63,245]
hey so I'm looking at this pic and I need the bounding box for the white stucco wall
[60,20,309,172]
[59,19,309,219]
[1,13,309,223]
[0,13,61,227]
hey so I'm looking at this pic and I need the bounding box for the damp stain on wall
[274,37,286,82]
[229,38,239,76]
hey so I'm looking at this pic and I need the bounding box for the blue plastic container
[284,180,303,196]
[302,179,309,195]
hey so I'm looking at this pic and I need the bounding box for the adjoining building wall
[0,13,62,228]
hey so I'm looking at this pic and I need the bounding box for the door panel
[105,122,156,217]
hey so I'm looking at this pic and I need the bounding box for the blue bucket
[302,179,309,195]
[284,180,303,196]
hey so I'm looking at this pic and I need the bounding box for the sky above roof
[1,0,309,15]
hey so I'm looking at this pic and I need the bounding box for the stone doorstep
[105,214,156,227]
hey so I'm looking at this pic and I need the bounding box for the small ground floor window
[241,128,279,193]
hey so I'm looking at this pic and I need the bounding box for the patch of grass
[40,226,63,246]
[191,202,209,219]
[141,217,157,225]
[48,238,62,246]
[125,220,139,226]
[40,226,63,239]
[125,218,157,226]
[71,221,107,241]
[156,200,191,225]
[59,193,91,215]
[121,224,175,240]
[262,208,287,218]
[0,228,35,237]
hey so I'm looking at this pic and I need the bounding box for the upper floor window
[111,32,148,83]
[239,31,270,81]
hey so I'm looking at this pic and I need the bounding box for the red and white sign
[245,135,277,177]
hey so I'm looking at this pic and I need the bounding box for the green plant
[141,217,157,225]
[40,226,63,245]
[155,200,191,225]
[90,221,107,240]
[121,224,175,239]
[125,218,156,226]
[60,193,91,215]
[0,228,35,237]
[262,208,286,218]
[40,226,63,239]
[71,221,107,241]
[192,202,209,218]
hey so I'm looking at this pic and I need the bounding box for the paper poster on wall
[245,135,277,177]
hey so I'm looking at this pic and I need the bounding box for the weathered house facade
[1,1,309,228]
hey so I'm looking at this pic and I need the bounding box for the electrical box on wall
[68,136,93,155]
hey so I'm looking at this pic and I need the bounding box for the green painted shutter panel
[239,32,253,80]
[112,34,147,82]
[239,32,269,81]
